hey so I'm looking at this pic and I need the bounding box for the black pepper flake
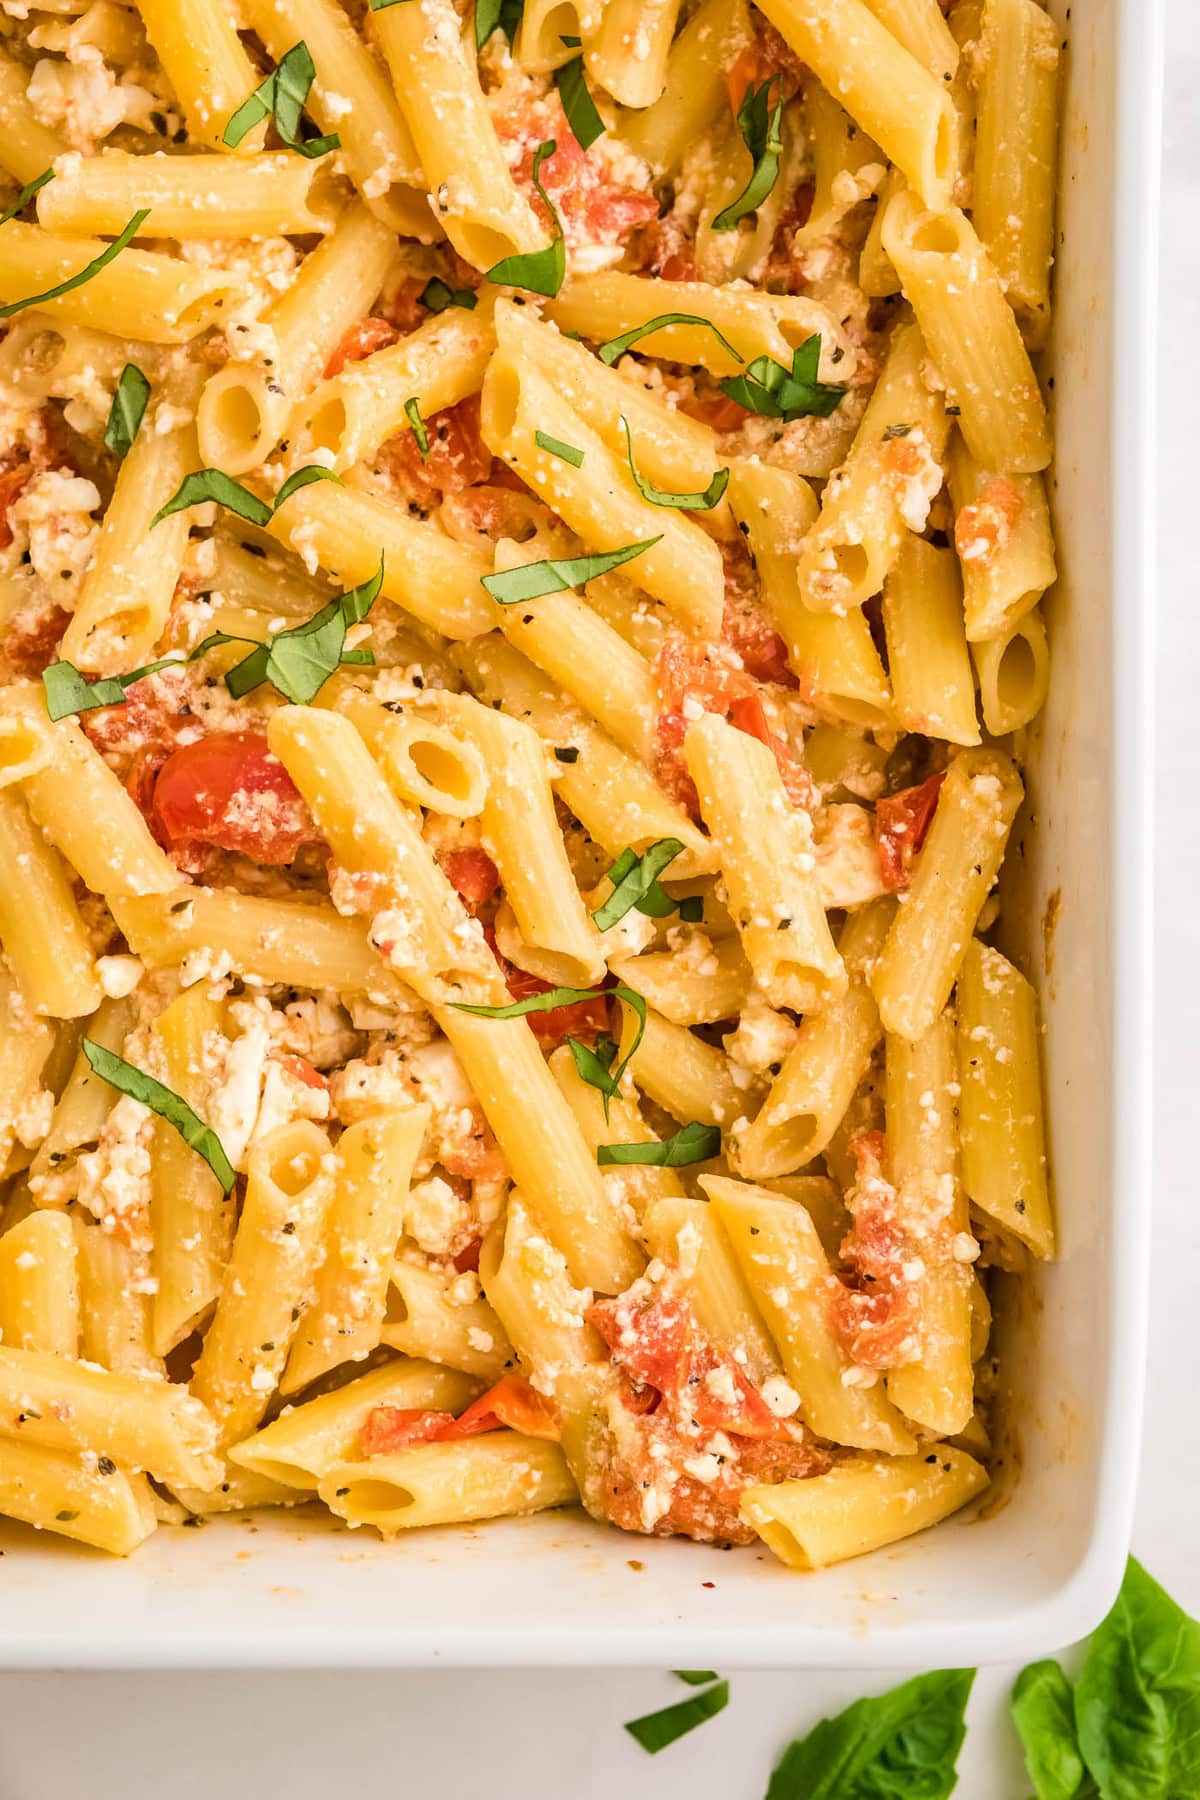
[945,404,962,416]
[554,746,580,763]
[882,422,912,440]
[767,1062,781,1076]
[56,1510,79,1522]
[776,917,792,931]
[260,1341,275,1352]
[97,1456,116,1476]
[749,1226,760,1236]
[282,1221,296,1235]
[925,1453,938,1464]
[182,1514,203,1527]
[1015,1199,1027,1214]
[335,1487,350,1497]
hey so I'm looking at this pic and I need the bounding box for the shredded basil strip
[0,167,54,229]
[486,140,566,298]
[41,632,255,720]
[624,1680,730,1752]
[368,0,413,8]
[0,208,149,321]
[534,430,584,468]
[673,1671,721,1687]
[596,312,742,368]
[82,1039,236,1193]
[103,362,151,457]
[225,556,384,704]
[592,838,685,930]
[712,74,785,232]
[555,55,604,151]
[718,333,847,421]
[404,395,429,457]
[273,464,343,509]
[151,469,272,530]
[559,32,581,46]
[474,0,524,48]
[420,276,478,314]
[598,1121,721,1168]
[677,894,704,923]
[619,416,729,512]
[450,984,647,1118]
[222,41,340,158]
[482,537,660,605]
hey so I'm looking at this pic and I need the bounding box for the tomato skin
[1,598,71,676]
[360,1377,559,1455]
[323,315,401,378]
[875,771,946,891]
[482,926,611,1048]
[378,393,494,510]
[440,845,501,913]
[150,731,322,865]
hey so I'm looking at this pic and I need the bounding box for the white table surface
[1,10,1197,1796]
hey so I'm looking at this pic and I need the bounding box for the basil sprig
[223,42,340,158]
[404,396,429,457]
[103,363,151,457]
[718,333,847,422]
[555,55,604,151]
[152,462,340,529]
[597,1121,721,1167]
[449,982,647,1119]
[0,166,53,229]
[474,0,524,48]
[712,74,785,232]
[482,537,660,605]
[596,313,743,368]
[420,277,478,315]
[0,208,148,321]
[625,1677,730,1753]
[592,838,685,930]
[225,557,384,704]
[83,1039,235,1193]
[619,417,729,512]
[486,140,566,298]
[534,430,584,468]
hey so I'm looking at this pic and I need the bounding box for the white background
[1,9,1197,1795]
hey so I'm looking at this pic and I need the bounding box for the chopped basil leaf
[0,208,148,321]
[597,312,742,368]
[592,838,685,930]
[368,0,412,7]
[474,0,524,49]
[481,537,660,604]
[83,1038,235,1193]
[718,333,846,421]
[151,468,272,530]
[273,464,343,509]
[677,894,704,923]
[40,632,254,720]
[222,41,340,159]
[486,140,566,297]
[103,362,150,457]
[404,395,429,457]
[534,430,584,468]
[598,1121,721,1167]
[619,416,729,512]
[566,1032,619,1099]
[450,984,647,1119]
[673,1671,721,1686]
[225,556,385,704]
[420,276,478,314]
[712,74,785,232]
[0,167,54,229]
[555,56,604,151]
[624,1679,729,1752]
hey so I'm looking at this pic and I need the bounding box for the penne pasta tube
[330,690,488,820]
[685,711,846,1014]
[0,223,243,343]
[881,189,1051,473]
[74,1218,162,1377]
[38,150,343,240]
[0,971,54,1174]
[861,0,959,80]
[548,1047,686,1219]
[588,0,682,108]
[0,1438,158,1556]
[231,1358,482,1490]
[618,0,755,172]
[131,0,266,154]
[0,1345,222,1487]
[971,606,1051,736]
[0,788,101,1018]
[609,934,753,1027]
[741,1446,987,1569]
[0,1208,79,1356]
[0,46,67,182]
[383,1258,515,1382]
[765,1174,852,1261]
[169,1464,302,1517]
[616,1000,747,1130]
[318,1433,577,1534]
[515,0,605,72]
[948,440,1056,642]
[642,1193,783,1386]
[283,1106,431,1394]
[882,537,981,746]
[870,747,1024,1040]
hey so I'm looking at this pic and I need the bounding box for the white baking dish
[0,0,1160,1668]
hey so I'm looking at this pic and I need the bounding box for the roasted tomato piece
[439,845,501,913]
[875,771,946,891]
[378,393,494,510]
[323,315,401,378]
[150,731,323,865]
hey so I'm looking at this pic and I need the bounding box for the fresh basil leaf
[1075,1556,1200,1800]
[82,1039,235,1193]
[566,1033,620,1100]
[764,1669,975,1800]
[674,1671,721,1687]
[534,430,584,467]
[719,333,847,422]
[368,0,412,9]
[598,1121,721,1167]
[452,983,647,1118]
[481,537,660,604]
[222,41,340,158]
[40,634,249,719]
[420,276,478,314]
[103,362,150,457]
[226,557,385,704]
[0,208,149,321]
[596,312,743,368]
[151,469,273,530]
[274,464,343,509]
[592,838,685,929]
[619,416,729,512]
[625,1680,729,1752]
[0,167,54,228]
[486,140,566,297]
[404,395,429,457]
[1012,1661,1098,1800]
[474,0,524,48]
[712,74,785,232]
[555,55,604,151]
